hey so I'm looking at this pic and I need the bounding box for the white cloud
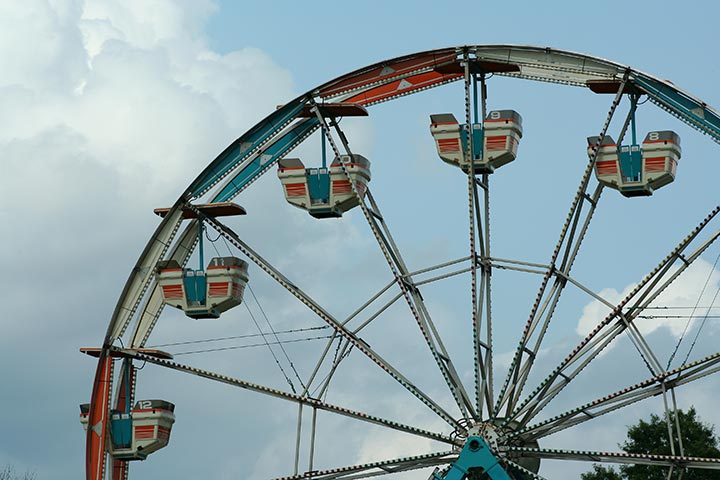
[0,1,296,476]
[576,258,720,339]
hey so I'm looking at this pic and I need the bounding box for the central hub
[456,418,541,477]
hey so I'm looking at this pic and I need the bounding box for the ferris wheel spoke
[512,238,720,429]
[303,258,472,401]
[124,348,457,446]
[505,210,720,427]
[502,459,549,480]
[308,99,476,421]
[512,351,720,442]
[304,255,474,400]
[474,174,495,419]
[460,55,496,419]
[494,73,633,418]
[366,187,477,420]
[501,446,720,470]
[489,257,551,275]
[273,451,457,480]
[497,183,604,417]
[199,212,462,429]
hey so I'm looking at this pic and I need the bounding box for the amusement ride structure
[81,45,720,479]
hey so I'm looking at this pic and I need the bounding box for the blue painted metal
[321,132,327,169]
[109,413,132,449]
[432,436,511,480]
[629,93,638,145]
[461,124,484,161]
[306,169,330,204]
[188,100,308,198]
[121,359,132,415]
[183,271,207,306]
[473,75,480,123]
[213,118,320,203]
[198,221,205,271]
[618,145,643,183]
[634,75,720,143]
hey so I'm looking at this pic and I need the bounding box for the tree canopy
[581,407,720,480]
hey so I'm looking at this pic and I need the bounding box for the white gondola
[80,400,176,461]
[429,110,523,173]
[588,134,619,186]
[641,130,681,191]
[588,130,681,197]
[156,256,249,319]
[277,154,371,218]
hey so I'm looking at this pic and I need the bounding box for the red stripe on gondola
[284,183,307,197]
[485,136,507,151]
[596,160,618,174]
[161,285,184,299]
[437,138,460,153]
[645,157,667,172]
[208,282,229,297]
[134,425,155,440]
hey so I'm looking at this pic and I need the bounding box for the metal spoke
[479,69,495,422]
[494,73,631,418]
[461,53,495,419]
[512,351,720,441]
[200,211,462,430]
[503,459,550,480]
[272,451,457,480]
[122,348,457,446]
[309,97,476,421]
[502,446,720,470]
[505,209,720,427]
[302,260,474,404]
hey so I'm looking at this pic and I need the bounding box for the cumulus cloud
[0,0,296,476]
[576,257,720,339]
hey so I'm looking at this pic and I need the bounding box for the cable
[205,227,222,243]
[147,325,330,348]
[247,284,309,392]
[310,341,354,399]
[319,335,345,401]
[244,297,298,393]
[681,284,720,367]
[667,249,720,369]
[172,335,333,356]
[643,306,720,310]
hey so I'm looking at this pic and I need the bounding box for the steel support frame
[493,74,633,419]
[513,351,720,442]
[200,211,461,430]
[506,213,720,428]
[125,349,456,446]
[308,97,476,420]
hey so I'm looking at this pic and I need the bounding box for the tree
[581,407,720,480]
[581,464,622,480]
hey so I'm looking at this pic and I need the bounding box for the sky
[1,0,720,479]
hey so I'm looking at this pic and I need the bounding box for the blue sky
[1,1,719,479]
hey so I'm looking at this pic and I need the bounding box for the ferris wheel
[81,45,720,479]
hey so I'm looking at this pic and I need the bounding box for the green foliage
[580,464,622,480]
[621,407,720,480]
[581,407,720,480]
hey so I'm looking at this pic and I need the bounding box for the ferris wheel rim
[102,44,720,345]
[85,44,720,480]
